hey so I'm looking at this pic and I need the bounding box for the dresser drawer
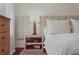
[0,19,9,32]
[0,33,10,55]
[0,38,9,55]
[0,34,9,55]
[0,49,1,55]
[1,48,9,55]
[0,33,9,43]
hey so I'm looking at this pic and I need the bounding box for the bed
[44,33,79,55]
[40,16,79,55]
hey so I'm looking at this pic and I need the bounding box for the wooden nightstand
[24,35,44,52]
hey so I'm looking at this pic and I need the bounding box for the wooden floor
[13,48,24,55]
[13,48,47,55]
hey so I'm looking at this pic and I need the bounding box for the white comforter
[44,33,79,55]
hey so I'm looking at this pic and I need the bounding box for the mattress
[44,33,79,55]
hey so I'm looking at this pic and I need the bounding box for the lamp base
[33,21,37,35]
[32,32,37,35]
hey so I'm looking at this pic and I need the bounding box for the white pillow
[46,19,71,34]
[70,19,79,33]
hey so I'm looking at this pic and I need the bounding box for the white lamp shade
[30,15,40,23]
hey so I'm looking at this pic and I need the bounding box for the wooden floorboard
[13,48,47,55]
[13,48,24,55]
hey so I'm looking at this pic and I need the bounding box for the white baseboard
[10,49,15,55]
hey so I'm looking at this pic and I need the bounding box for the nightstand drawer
[26,38,42,42]
[26,45,42,49]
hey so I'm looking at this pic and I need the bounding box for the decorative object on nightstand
[30,15,40,35]
[24,34,44,52]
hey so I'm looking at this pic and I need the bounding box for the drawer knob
[1,24,5,27]
[1,37,5,39]
[1,49,4,52]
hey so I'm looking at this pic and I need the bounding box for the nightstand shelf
[24,35,44,51]
[26,42,42,45]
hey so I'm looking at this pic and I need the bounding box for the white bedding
[44,33,79,55]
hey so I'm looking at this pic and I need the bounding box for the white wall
[15,16,29,47]
[14,3,79,16]
[14,3,79,48]
[0,3,15,54]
